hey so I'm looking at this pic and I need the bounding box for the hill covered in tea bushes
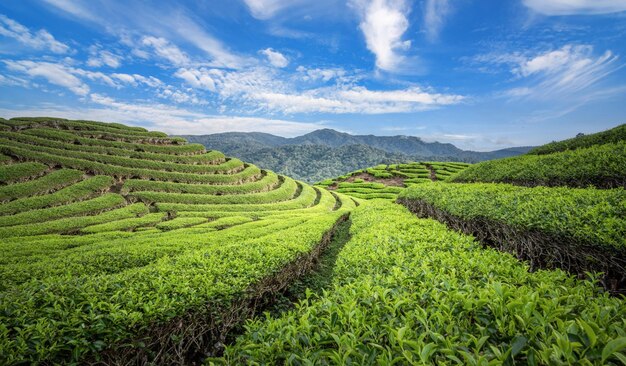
[0,117,624,365]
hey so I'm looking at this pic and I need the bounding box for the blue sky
[0,0,625,150]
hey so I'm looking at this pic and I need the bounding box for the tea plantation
[0,117,624,365]
[316,161,470,200]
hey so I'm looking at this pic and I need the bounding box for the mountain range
[179,129,534,182]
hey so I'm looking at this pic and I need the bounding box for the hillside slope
[398,124,626,291]
[0,117,356,364]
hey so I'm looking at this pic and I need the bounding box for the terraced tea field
[316,161,470,200]
[0,117,625,365]
[0,117,357,364]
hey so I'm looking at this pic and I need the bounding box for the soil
[423,164,437,181]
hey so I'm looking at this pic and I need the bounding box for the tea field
[0,117,624,365]
[316,161,470,200]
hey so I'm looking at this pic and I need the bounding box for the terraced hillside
[398,125,626,292]
[2,117,625,365]
[450,123,626,188]
[0,117,357,364]
[316,161,470,200]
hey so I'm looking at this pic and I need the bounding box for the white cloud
[0,14,70,53]
[512,45,620,97]
[4,60,89,95]
[174,68,219,91]
[70,68,118,88]
[296,66,347,82]
[41,0,98,21]
[42,0,245,68]
[174,65,463,114]
[157,88,202,105]
[424,0,451,42]
[3,60,169,96]
[87,47,122,68]
[0,96,325,136]
[251,85,463,114]
[243,0,288,19]
[473,44,621,100]
[0,74,30,88]
[260,48,289,68]
[350,0,411,71]
[111,73,163,87]
[523,0,626,15]
[142,36,191,66]
[172,21,246,69]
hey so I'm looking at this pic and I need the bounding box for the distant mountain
[290,129,465,156]
[179,129,534,183]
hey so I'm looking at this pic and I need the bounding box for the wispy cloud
[296,66,348,82]
[0,14,70,53]
[174,68,219,91]
[424,0,451,42]
[111,73,162,88]
[260,48,289,68]
[523,0,626,15]
[86,46,122,68]
[0,96,326,136]
[243,0,289,20]
[174,66,464,114]
[4,60,89,95]
[3,59,176,98]
[141,36,190,66]
[350,0,411,72]
[474,44,622,99]
[511,45,620,98]
[41,0,245,68]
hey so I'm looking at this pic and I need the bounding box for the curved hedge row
[0,201,146,238]
[0,137,243,175]
[0,162,48,184]
[19,129,222,164]
[25,128,206,155]
[130,176,298,205]
[121,170,279,195]
[397,182,626,291]
[450,141,626,188]
[0,145,261,184]
[8,117,166,138]
[156,182,318,212]
[81,213,168,234]
[0,175,113,216]
[8,117,149,133]
[0,210,345,364]
[0,193,126,228]
[0,169,84,202]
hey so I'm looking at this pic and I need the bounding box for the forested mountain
[181,129,534,182]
